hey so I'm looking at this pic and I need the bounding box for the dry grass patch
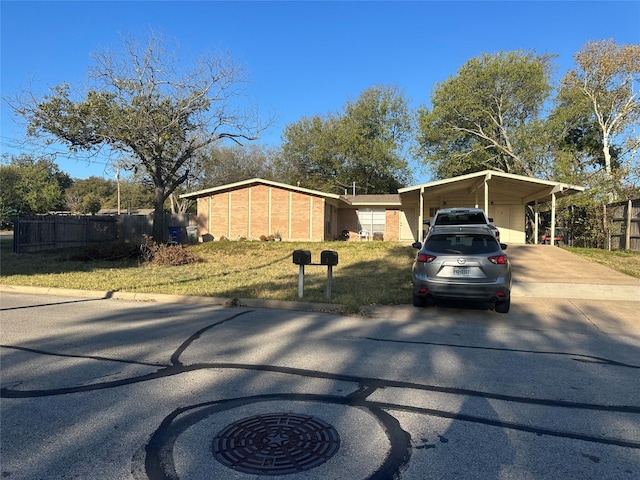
[0,238,416,311]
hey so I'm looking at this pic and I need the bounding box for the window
[426,234,497,254]
[358,208,385,234]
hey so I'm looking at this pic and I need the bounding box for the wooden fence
[606,198,640,251]
[13,214,194,253]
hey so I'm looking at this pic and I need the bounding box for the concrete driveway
[1,245,639,479]
[507,244,640,286]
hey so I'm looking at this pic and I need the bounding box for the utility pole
[335,180,356,196]
[115,163,121,215]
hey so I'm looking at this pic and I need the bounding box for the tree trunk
[152,187,166,242]
[602,135,615,203]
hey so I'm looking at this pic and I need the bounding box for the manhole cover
[212,413,340,475]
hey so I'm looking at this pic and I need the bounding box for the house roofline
[181,178,344,200]
[398,170,585,194]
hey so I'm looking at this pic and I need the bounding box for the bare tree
[557,39,640,200]
[7,31,268,241]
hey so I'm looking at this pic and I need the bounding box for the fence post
[626,199,632,250]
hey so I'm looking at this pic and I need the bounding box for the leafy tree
[200,143,278,186]
[161,143,278,214]
[9,32,265,241]
[279,115,342,191]
[115,180,154,212]
[338,85,414,193]
[0,154,71,215]
[63,175,154,213]
[417,51,555,179]
[280,85,414,194]
[65,176,116,212]
[554,39,640,201]
[81,194,102,214]
[0,166,21,221]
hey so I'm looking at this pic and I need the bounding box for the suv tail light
[417,253,437,263]
[488,255,507,265]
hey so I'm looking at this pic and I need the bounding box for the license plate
[453,267,470,276]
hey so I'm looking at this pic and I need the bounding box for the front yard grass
[2,237,638,313]
[0,238,417,312]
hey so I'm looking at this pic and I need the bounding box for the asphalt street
[1,244,640,479]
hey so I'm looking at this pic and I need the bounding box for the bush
[152,243,201,266]
[139,234,201,266]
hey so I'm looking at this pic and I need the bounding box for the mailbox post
[292,249,339,299]
[320,250,339,298]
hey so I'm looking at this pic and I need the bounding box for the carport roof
[398,170,585,203]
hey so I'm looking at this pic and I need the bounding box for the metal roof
[398,170,585,202]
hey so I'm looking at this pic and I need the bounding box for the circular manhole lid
[212,413,340,475]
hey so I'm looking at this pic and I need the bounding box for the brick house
[181,171,584,244]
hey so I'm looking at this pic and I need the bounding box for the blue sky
[2,1,639,183]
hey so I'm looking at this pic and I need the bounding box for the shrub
[152,243,201,266]
[139,234,201,266]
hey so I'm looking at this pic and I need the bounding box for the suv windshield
[426,233,498,254]
[433,211,487,225]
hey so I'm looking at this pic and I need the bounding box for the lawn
[2,237,638,313]
[0,237,417,312]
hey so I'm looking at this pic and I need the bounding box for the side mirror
[500,243,508,250]
[488,217,494,223]
[423,220,431,226]
[412,241,422,249]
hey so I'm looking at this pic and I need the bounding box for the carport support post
[298,265,305,298]
[551,193,556,246]
[534,201,539,244]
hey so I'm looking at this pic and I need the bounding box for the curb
[0,285,345,313]
[2,282,639,315]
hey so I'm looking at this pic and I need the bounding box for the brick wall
[385,209,400,241]
[195,184,327,241]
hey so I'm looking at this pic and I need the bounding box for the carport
[398,170,585,244]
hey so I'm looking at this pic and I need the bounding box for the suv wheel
[412,293,427,308]
[495,299,510,313]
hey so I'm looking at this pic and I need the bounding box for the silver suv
[411,225,512,313]
[425,207,499,240]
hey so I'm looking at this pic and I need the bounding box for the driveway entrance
[507,244,640,286]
